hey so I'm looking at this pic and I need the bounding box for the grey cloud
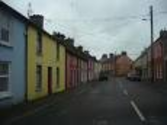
[3,0,167,59]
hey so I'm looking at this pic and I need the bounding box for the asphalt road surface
[4,78,167,125]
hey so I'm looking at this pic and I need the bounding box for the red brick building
[134,30,167,82]
[115,52,133,77]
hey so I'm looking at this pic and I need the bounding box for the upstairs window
[56,43,60,60]
[0,28,10,45]
[36,31,42,55]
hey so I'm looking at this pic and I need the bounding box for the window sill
[36,53,43,57]
[35,88,42,92]
[0,92,12,100]
[0,41,13,48]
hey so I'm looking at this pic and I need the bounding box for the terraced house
[0,2,27,107]
[134,30,167,82]
[64,38,88,89]
[27,16,66,100]
[0,1,100,108]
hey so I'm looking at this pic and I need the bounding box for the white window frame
[0,27,11,47]
[36,65,42,92]
[0,62,12,99]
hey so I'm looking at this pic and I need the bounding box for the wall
[66,52,78,89]
[55,44,65,93]
[27,26,65,101]
[116,55,132,76]
[0,9,26,106]
[153,41,163,81]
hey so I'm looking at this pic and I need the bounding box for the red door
[48,67,52,94]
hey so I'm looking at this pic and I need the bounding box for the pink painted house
[65,39,88,89]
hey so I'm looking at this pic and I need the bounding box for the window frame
[36,65,42,92]
[0,27,11,47]
[56,67,60,88]
[0,62,12,99]
[56,43,60,60]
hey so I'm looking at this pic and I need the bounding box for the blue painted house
[0,1,27,107]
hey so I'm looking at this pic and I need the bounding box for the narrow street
[3,78,167,125]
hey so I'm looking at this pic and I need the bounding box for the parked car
[99,71,109,81]
[127,72,141,81]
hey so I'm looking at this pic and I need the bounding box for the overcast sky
[3,0,167,60]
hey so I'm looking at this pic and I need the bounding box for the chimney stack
[121,51,127,56]
[160,29,167,38]
[66,38,74,46]
[109,53,114,59]
[78,46,83,52]
[102,54,107,59]
[30,14,44,29]
[84,50,89,55]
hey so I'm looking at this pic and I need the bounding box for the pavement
[1,78,167,125]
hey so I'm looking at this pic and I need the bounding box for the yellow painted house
[27,22,65,101]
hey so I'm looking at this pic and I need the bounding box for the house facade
[100,53,115,76]
[65,46,78,89]
[153,39,163,81]
[160,30,167,82]
[134,30,167,82]
[80,59,88,83]
[134,50,148,80]
[115,52,133,76]
[87,55,95,81]
[0,2,26,107]
[27,18,65,101]
[65,40,89,90]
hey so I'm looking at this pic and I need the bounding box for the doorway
[48,67,52,94]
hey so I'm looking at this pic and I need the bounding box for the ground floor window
[0,62,10,92]
[36,65,42,92]
[56,67,60,88]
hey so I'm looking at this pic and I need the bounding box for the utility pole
[150,6,154,82]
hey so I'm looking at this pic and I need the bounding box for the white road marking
[123,89,128,96]
[130,101,146,122]
[118,81,124,90]
[118,80,129,96]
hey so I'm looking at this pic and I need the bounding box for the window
[36,65,42,91]
[56,67,60,88]
[0,62,9,92]
[57,43,60,60]
[36,31,42,55]
[0,28,10,45]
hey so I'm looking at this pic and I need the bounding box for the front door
[48,67,52,94]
